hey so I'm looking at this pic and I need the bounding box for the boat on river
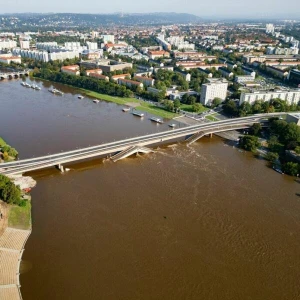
[93,99,99,103]
[78,95,84,99]
[49,88,64,95]
[150,117,163,124]
[132,111,144,118]
[169,123,176,128]
[122,107,130,112]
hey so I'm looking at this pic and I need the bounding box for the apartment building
[102,35,115,44]
[0,55,21,64]
[240,90,300,105]
[156,34,171,51]
[86,69,109,81]
[134,76,155,87]
[265,66,289,79]
[288,69,300,85]
[20,40,30,49]
[61,65,80,76]
[147,50,170,60]
[86,42,98,50]
[200,79,228,105]
[111,73,131,81]
[117,78,143,89]
[0,39,17,50]
[235,75,256,83]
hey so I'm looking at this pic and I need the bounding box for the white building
[156,34,171,51]
[240,90,300,105]
[86,41,98,50]
[48,51,79,61]
[167,36,195,50]
[65,42,81,51]
[102,35,115,44]
[20,40,30,49]
[0,55,21,64]
[266,24,275,34]
[200,79,228,106]
[36,42,58,51]
[0,39,17,50]
[235,75,256,83]
[12,48,79,62]
[291,40,299,49]
[274,47,299,55]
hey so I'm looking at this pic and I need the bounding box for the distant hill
[0,13,202,30]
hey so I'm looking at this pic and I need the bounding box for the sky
[1,0,300,18]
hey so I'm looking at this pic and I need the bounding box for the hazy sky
[2,0,300,18]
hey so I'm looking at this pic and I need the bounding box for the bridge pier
[56,164,65,173]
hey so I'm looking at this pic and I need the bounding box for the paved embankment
[0,227,31,300]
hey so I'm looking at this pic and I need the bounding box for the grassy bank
[33,76,178,119]
[8,199,31,230]
[0,136,18,161]
[76,90,178,119]
[180,104,209,113]
[0,136,7,147]
[206,115,218,121]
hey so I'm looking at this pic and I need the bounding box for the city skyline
[2,0,300,18]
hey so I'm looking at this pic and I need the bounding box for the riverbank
[0,139,34,300]
[31,76,178,119]
[0,194,32,300]
[0,136,18,162]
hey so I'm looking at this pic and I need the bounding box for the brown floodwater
[1,79,300,300]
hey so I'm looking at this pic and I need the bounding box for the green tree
[192,103,204,113]
[212,97,222,108]
[294,146,300,154]
[223,100,238,116]
[164,100,174,112]
[0,174,22,205]
[249,123,262,136]
[283,162,299,176]
[239,102,251,117]
[265,152,279,163]
[239,135,260,152]
[174,99,181,111]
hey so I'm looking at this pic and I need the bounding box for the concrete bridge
[0,113,291,176]
[0,70,29,80]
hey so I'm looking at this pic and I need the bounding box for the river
[1,78,300,300]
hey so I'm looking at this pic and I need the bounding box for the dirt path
[0,200,9,236]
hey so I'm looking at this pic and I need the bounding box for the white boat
[150,117,163,124]
[132,111,144,117]
[21,82,26,86]
[34,86,41,90]
[122,107,130,112]
[78,95,84,99]
[49,88,64,95]
[169,123,176,128]
[31,84,36,89]
[93,99,99,103]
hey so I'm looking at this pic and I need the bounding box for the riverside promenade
[0,227,31,300]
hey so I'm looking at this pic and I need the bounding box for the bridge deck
[0,113,291,175]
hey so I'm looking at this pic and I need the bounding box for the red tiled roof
[112,73,130,78]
